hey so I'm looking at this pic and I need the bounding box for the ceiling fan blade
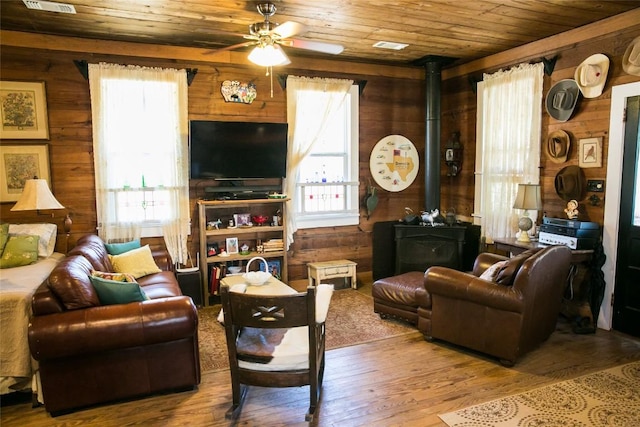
[272,21,305,39]
[281,39,344,55]
[203,41,256,55]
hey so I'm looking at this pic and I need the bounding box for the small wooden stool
[307,259,357,289]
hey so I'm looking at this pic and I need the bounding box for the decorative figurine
[564,199,579,219]
[421,208,440,226]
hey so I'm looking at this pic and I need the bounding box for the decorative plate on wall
[369,135,419,192]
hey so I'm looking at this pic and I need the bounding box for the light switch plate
[587,179,605,192]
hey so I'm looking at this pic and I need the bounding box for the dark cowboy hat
[545,79,579,122]
[545,130,571,164]
[555,165,586,201]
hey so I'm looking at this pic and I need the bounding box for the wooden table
[307,259,357,289]
[493,237,597,333]
[220,274,296,296]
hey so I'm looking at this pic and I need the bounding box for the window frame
[295,85,359,229]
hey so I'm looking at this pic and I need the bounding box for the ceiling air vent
[373,41,409,51]
[22,0,77,14]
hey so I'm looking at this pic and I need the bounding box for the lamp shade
[513,183,542,210]
[248,44,291,67]
[11,179,65,211]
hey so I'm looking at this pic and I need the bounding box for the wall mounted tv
[189,120,288,180]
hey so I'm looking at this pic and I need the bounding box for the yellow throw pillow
[109,244,161,279]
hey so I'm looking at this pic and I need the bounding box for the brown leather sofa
[28,234,201,414]
[374,245,572,365]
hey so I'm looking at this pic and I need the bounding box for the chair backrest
[221,286,317,330]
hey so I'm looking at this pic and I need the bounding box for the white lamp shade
[248,44,291,67]
[513,183,542,210]
[11,179,65,211]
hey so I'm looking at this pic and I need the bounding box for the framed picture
[0,81,49,139]
[233,213,251,227]
[266,259,281,279]
[0,144,51,202]
[578,137,602,168]
[225,237,239,254]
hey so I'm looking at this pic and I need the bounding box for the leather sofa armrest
[425,266,524,313]
[29,296,197,361]
[472,252,509,277]
[151,247,174,272]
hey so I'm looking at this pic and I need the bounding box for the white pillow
[479,260,507,282]
[8,223,57,258]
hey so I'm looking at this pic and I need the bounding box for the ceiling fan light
[248,44,291,67]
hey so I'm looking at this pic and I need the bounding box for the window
[293,85,359,229]
[473,63,543,242]
[88,63,190,262]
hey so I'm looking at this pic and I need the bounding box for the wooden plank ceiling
[1,0,638,67]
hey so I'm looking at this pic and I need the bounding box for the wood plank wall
[0,43,426,280]
[441,18,640,229]
[1,13,638,281]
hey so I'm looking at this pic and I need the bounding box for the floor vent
[23,0,77,14]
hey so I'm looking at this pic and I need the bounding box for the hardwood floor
[3,284,640,426]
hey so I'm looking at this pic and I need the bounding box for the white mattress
[0,253,64,395]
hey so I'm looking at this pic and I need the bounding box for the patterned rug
[197,289,417,372]
[439,360,640,426]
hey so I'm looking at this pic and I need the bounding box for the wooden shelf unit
[197,198,288,306]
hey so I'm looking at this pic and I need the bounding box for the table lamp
[11,178,72,249]
[513,183,542,243]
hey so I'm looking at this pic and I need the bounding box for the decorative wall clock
[369,135,419,192]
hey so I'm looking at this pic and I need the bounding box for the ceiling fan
[213,2,344,67]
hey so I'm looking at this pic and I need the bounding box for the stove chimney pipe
[413,55,456,212]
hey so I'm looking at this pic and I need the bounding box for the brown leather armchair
[421,245,572,366]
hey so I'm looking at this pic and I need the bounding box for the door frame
[601,81,640,330]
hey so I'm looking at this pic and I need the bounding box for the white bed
[0,222,64,397]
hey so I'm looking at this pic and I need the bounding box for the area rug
[197,289,417,373]
[439,360,640,426]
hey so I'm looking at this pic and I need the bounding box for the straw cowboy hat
[574,54,609,98]
[545,79,579,122]
[623,36,640,76]
[555,165,586,201]
[545,130,571,164]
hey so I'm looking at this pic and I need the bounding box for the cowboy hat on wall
[623,35,640,77]
[574,53,610,98]
[545,79,580,122]
[545,129,571,164]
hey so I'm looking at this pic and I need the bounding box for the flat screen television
[189,120,288,180]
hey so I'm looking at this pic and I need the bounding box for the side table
[493,238,596,333]
[308,259,357,289]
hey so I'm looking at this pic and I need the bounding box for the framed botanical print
[0,144,51,202]
[0,81,50,139]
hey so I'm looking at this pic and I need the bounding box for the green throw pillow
[0,223,9,257]
[90,275,149,305]
[105,239,141,255]
[0,234,39,269]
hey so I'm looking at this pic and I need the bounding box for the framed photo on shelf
[578,137,602,168]
[207,242,219,256]
[225,237,239,254]
[0,144,51,202]
[266,259,281,279]
[233,213,251,227]
[0,81,50,139]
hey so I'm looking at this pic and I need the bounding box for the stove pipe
[414,55,455,212]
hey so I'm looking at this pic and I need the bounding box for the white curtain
[285,75,353,249]
[88,62,190,263]
[480,62,543,243]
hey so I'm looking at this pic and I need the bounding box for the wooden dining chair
[220,284,332,421]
